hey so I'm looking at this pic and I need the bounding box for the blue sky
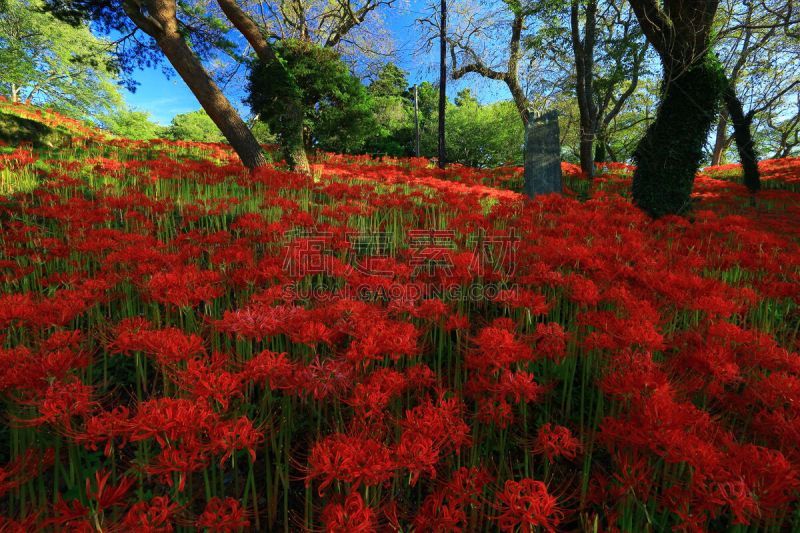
[120,3,509,125]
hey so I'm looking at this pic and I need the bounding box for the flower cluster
[1,106,799,531]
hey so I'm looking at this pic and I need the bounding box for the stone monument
[523,110,563,198]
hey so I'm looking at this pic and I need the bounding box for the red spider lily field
[1,104,800,532]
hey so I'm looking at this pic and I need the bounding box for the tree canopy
[0,0,123,118]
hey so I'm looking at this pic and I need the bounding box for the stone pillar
[523,110,562,198]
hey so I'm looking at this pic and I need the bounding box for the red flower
[534,424,581,461]
[121,496,179,532]
[196,497,250,532]
[495,478,562,533]
[85,469,135,509]
[321,491,377,533]
[306,433,395,495]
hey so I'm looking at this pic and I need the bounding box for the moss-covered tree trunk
[722,81,760,193]
[631,55,726,217]
[282,101,310,174]
[594,136,606,164]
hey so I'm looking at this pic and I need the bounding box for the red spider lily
[0,293,35,329]
[400,395,471,454]
[209,415,263,465]
[121,496,179,532]
[394,432,440,486]
[0,147,36,170]
[533,322,568,362]
[0,513,40,533]
[3,108,800,530]
[320,491,377,533]
[494,478,563,533]
[347,368,408,419]
[47,498,91,531]
[0,346,85,395]
[303,356,356,401]
[699,477,759,525]
[145,446,210,492]
[412,466,493,531]
[19,379,96,427]
[214,303,301,341]
[195,497,250,532]
[444,312,470,331]
[86,469,135,509]
[608,452,655,502]
[109,318,206,365]
[534,424,581,461]
[413,490,467,532]
[146,264,223,307]
[494,369,544,404]
[241,349,305,393]
[344,319,420,366]
[73,406,131,456]
[306,433,395,495]
[168,355,243,409]
[468,327,535,373]
[475,397,515,429]
[0,448,54,498]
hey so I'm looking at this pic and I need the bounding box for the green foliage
[362,73,524,166]
[248,39,375,155]
[364,64,413,156]
[101,108,164,140]
[250,120,276,144]
[632,54,727,217]
[0,0,123,119]
[454,88,478,107]
[445,99,524,167]
[166,109,225,143]
[369,63,409,98]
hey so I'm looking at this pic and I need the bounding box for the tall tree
[365,64,414,156]
[216,0,395,171]
[438,0,447,168]
[0,0,122,118]
[711,0,799,166]
[215,0,310,171]
[248,39,375,157]
[627,0,728,216]
[590,3,650,163]
[48,0,267,169]
[449,0,532,125]
[570,0,597,177]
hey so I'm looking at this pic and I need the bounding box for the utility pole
[437,0,446,169]
[414,84,420,157]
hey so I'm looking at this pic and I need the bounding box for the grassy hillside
[1,103,799,532]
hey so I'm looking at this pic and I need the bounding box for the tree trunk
[632,55,726,217]
[723,81,760,193]
[157,35,267,169]
[710,109,729,166]
[10,83,19,104]
[437,0,447,169]
[414,85,421,157]
[122,0,266,170]
[282,101,310,173]
[216,0,276,62]
[214,0,315,173]
[571,0,597,178]
[628,0,723,217]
